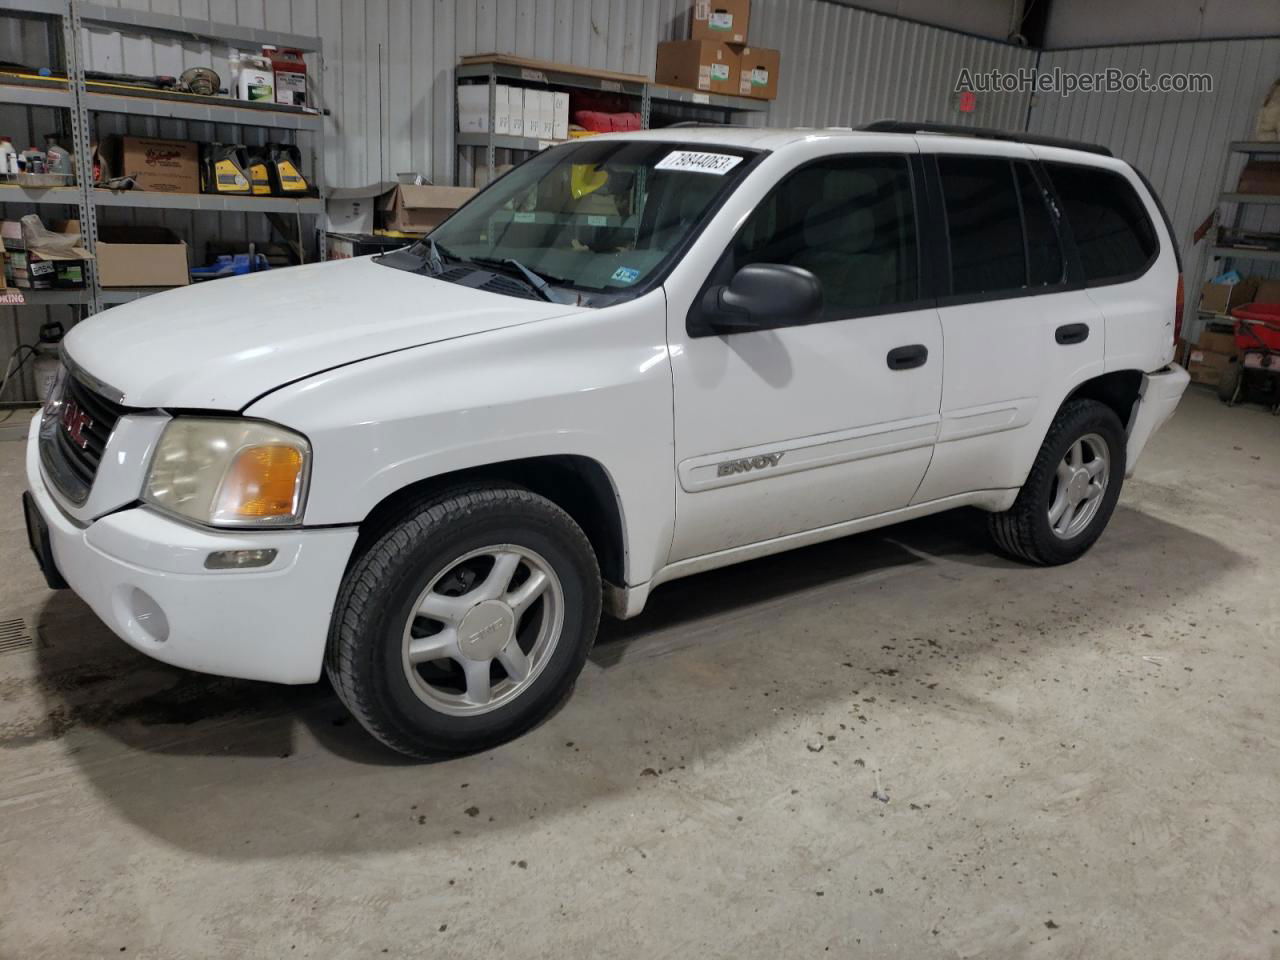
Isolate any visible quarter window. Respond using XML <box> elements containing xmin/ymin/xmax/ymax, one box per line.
<box><xmin>1015</xmin><ymin>162</ymin><xmax>1066</xmax><ymax>287</ymax></box>
<box><xmin>729</xmin><ymin>155</ymin><xmax>920</xmax><ymax>316</ymax></box>
<box><xmin>1044</xmin><ymin>162</ymin><xmax>1158</xmax><ymax>285</ymax></box>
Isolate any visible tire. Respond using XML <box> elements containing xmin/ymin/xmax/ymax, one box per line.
<box><xmin>1217</xmin><ymin>362</ymin><xmax>1242</xmax><ymax>404</ymax></box>
<box><xmin>988</xmin><ymin>398</ymin><xmax>1126</xmax><ymax>566</ymax></box>
<box><xmin>326</xmin><ymin>485</ymin><xmax>601</xmax><ymax>759</ymax></box>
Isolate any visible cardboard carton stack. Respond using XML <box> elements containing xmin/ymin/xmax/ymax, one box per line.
<box><xmin>1184</xmin><ymin>276</ymin><xmax>1280</xmax><ymax>386</ymax></box>
<box><xmin>457</xmin><ymin>83</ymin><xmax>571</xmax><ymax>142</ymax></box>
<box><xmin>655</xmin><ymin>1</ymin><xmax>780</xmax><ymax>101</ymax></box>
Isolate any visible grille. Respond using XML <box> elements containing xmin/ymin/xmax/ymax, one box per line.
<box><xmin>39</xmin><ymin>371</ymin><xmax>128</xmax><ymax>504</ymax></box>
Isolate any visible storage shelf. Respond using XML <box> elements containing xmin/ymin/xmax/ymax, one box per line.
<box><xmin>0</xmin><ymin>287</ymin><xmax>90</xmax><ymax>305</ymax></box>
<box><xmin>1230</xmin><ymin>141</ymin><xmax>1280</xmax><ymax>155</ymax></box>
<box><xmin>84</xmin><ymin>88</ymin><xmax>323</xmax><ymax>131</ymax></box>
<box><xmin>1221</xmin><ymin>192</ymin><xmax>1280</xmax><ymax>206</ymax></box>
<box><xmin>92</xmin><ymin>189</ymin><xmax>322</xmax><ymax>214</ymax></box>
<box><xmin>647</xmin><ymin>83</ymin><xmax>770</xmax><ymax>112</ymax></box>
<box><xmin>0</xmin><ymin>81</ymin><xmax>72</xmax><ymax>109</ymax></box>
<box><xmin>0</xmin><ymin>0</ymin><xmax>65</xmax><ymax>17</ymax></box>
<box><xmin>77</xmin><ymin>2</ymin><xmax>321</xmax><ymax>53</ymax></box>
<box><xmin>1210</xmin><ymin>244</ymin><xmax>1280</xmax><ymax>263</ymax></box>
<box><xmin>0</xmin><ymin>183</ymin><xmax>80</xmax><ymax>204</ymax></box>
<box><xmin>457</xmin><ymin>60</ymin><xmax>646</xmax><ymax>97</ymax></box>
<box><xmin>456</xmin><ymin>131</ymin><xmax>563</xmax><ymax>151</ymax></box>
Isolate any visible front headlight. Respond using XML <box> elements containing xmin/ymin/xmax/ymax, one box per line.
<box><xmin>143</xmin><ymin>418</ymin><xmax>310</xmax><ymax>527</ymax></box>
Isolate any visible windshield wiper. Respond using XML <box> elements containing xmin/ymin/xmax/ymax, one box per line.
<box><xmin>419</xmin><ymin>237</ymin><xmax>458</xmax><ymax>276</ymax></box>
<box><xmin>467</xmin><ymin>256</ymin><xmax>572</xmax><ymax>303</ymax></box>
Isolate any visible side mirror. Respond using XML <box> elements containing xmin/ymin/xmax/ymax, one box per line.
<box><xmin>701</xmin><ymin>263</ymin><xmax>823</xmax><ymax>334</ymax></box>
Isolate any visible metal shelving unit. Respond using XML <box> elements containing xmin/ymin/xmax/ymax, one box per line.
<box><xmin>1191</xmin><ymin>140</ymin><xmax>1280</xmax><ymax>343</ymax></box>
<box><xmin>454</xmin><ymin>56</ymin><xmax>769</xmax><ymax>178</ymax></box>
<box><xmin>0</xmin><ymin>0</ymin><xmax>325</xmax><ymax>317</ymax></box>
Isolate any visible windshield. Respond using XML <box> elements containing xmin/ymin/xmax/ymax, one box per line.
<box><xmin>380</xmin><ymin>140</ymin><xmax>759</xmax><ymax>305</ymax></box>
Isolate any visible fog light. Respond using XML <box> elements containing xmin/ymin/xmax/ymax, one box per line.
<box><xmin>205</xmin><ymin>548</ymin><xmax>278</xmax><ymax>570</ymax></box>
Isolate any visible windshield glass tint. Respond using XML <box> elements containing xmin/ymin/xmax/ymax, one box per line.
<box><xmin>422</xmin><ymin>140</ymin><xmax>757</xmax><ymax>300</ymax></box>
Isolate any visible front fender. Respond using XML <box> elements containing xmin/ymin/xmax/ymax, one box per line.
<box><xmin>246</xmin><ymin>291</ymin><xmax>676</xmax><ymax>587</ymax></box>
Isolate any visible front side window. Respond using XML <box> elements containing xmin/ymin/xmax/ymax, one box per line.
<box><xmin>726</xmin><ymin>155</ymin><xmax>920</xmax><ymax>317</ymax></box>
<box><xmin>1044</xmin><ymin>161</ymin><xmax>1158</xmax><ymax>285</ymax></box>
<box><xmin>379</xmin><ymin>140</ymin><xmax>757</xmax><ymax>305</ymax></box>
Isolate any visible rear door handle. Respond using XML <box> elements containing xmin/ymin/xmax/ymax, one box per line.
<box><xmin>886</xmin><ymin>344</ymin><xmax>928</xmax><ymax>370</ymax></box>
<box><xmin>1055</xmin><ymin>322</ymin><xmax>1090</xmax><ymax>345</ymax></box>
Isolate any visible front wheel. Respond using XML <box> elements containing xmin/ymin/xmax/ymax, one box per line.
<box><xmin>988</xmin><ymin>398</ymin><xmax>1126</xmax><ymax>566</ymax></box>
<box><xmin>326</xmin><ymin>486</ymin><xmax>601</xmax><ymax>759</ymax></box>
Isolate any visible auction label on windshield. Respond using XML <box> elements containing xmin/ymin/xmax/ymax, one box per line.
<box><xmin>655</xmin><ymin>150</ymin><xmax>743</xmax><ymax>175</ymax></box>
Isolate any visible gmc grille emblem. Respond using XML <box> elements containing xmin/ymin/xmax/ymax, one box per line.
<box><xmin>60</xmin><ymin>399</ymin><xmax>93</xmax><ymax>450</ymax></box>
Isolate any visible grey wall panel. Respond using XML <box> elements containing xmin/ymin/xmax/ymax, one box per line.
<box><xmin>1028</xmin><ymin>38</ymin><xmax>1280</xmax><ymax>285</ymax></box>
<box><xmin>1044</xmin><ymin>0</ymin><xmax>1280</xmax><ymax>49</ymax></box>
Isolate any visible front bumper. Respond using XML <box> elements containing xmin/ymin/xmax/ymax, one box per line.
<box><xmin>24</xmin><ymin>413</ymin><xmax>359</xmax><ymax>684</ymax></box>
<box><xmin>1125</xmin><ymin>363</ymin><xmax>1191</xmax><ymax>477</ymax></box>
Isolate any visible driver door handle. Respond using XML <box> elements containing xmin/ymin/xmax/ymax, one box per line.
<box><xmin>886</xmin><ymin>344</ymin><xmax>928</xmax><ymax>370</ymax></box>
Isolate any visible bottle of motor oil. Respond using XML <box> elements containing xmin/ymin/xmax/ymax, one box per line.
<box><xmin>244</xmin><ymin>146</ymin><xmax>272</xmax><ymax>196</ymax></box>
<box><xmin>202</xmin><ymin>143</ymin><xmax>251</xmax><ymax>194</ymax></box>
<box><xmin>267</xmin><ymin>143</ymin><xmax>309</xmax><ymax>194</ymax></box>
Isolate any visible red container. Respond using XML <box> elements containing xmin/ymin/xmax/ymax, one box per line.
<box><xmin>1230</xmin><ymin>302</ymin><xmax>1280</xmax><ymax>351</ymax></box>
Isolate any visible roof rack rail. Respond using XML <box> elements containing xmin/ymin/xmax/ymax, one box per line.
<box><xmin>859</xmin><ymin>120</ymin><xmax>1113</xmax><ymax>158</ymax></box>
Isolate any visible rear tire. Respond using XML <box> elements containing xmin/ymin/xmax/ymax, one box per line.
<box><xmin>326</xmin><ymin>485</ymin><xmax>601</xmax><ymax>759</ymax></box>
<box><xmin>1217</xmin><ymin>362</ymin><xmax>1242</xmax><ymax>404</ymax></box>
<box><xmin>988</xmin><ymin>399</ymin><xmax>1126</xmax><ymax>566</ymax></box>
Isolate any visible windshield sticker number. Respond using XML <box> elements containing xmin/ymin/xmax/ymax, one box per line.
<box><xmin>611</xmin><ymin>266</ymin><xmax>641</xmax><ymax>285</ymax></box>
<box><xmin>655</xmin><ymin>150</ymin><xmax>743</xmax><ymax>175</ymax></box>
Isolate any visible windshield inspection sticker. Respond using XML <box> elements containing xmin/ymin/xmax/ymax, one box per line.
<box><xmin>655</xmin><ymin>150</ymin><xmax>744</xmax><ymax>175</ymax></box>
<box><xmin>611</xmin><ymin>266</ymin><xmax>641</xmax><ymax>284</ymax></box>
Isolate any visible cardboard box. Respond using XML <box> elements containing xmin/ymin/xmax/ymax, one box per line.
<box><xmin>326</xmin><ymin>181</ymin><xmax>396</xmax><ymax>234</ymax></box>
<box><xmin>522</xmin><ymin>89</ymin><xmax>539</xmax><ymax>139</ymax></box>
<box><xmin>378</xmin><ymin>184</ymin><xmax>477</xmax><ymax>233</ymax></box>
<box><xmin>1200</xmin><ymin>276</ymin><xmax>1258</xmax><ymax>315</ymax></box>
<box><xmin>552</xmin><ymin>91</ymin><xmax>570</xmax><ymax>140</ymax></box>
<box><xmin>736</xmin><ymin>45</ymin><xmax>779</xmax><ymax>100</ymax></box>
<box><xmin>540</xmin><ymin>90</ymin><xmax>557</xmax><ymax>139</ymax></box>
<box><xmin>1197</xmin><ymin>329</ymin><xmax>1237</xmax><ymax>355</ymax></box>
<box><xmin>494</xmin><ymin>85</ymin><xmax>511</xmax><ymax>135</ymax></box>
<box><xmin>509</xmin><ymin>89</ymin><xmax>524</xmax><ymax>136</ymax></box>
<box><xmin>1187</xmin><ymin>348</ymin><xmax>1233</xmax><ymax>386</ymax></box>
<box><xmin>655</xmin><ymin>39</ymin><xmax>739</xmax><ymax>95</ymax></box>
<box><xmin>1237</xmin><ymin>160</ymin><xmax>1280</xmax><ymax>195</ymax></box>
<box><xmin>691</xmin><ymin>0</ymin><xmax>750</xmax><ymax>44</ymax></box>
<box><xmin>101</xmin><ymin>135</ymin><xmax>200</xmax><ymax>193</ymax></box>
<box><xmin>457</xmin><ymin>84</ymin><xmax>489</xmax><ymax>132</ymax></box>
<box><xmin>1254</xmin><ymin>278</ymin><xmax>1280</xmax><ymax>305</ymax></box>
<box><xmin>94</xmin><ymin>225</ymin><xmax>189</xmax><ymax>287</ymax></box>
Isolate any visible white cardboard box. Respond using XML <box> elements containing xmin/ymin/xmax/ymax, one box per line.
<box><xmin>540</xmin><ymin>90</ymin><xmax>556</xmax><ymax>138</ymax></box>
<box><xmin>493</xmin><ymin>85</ymin><xmax>510</xmax><ymax>135</ymax></box>
<box><xmin>508</xmin><ymin>87</ymin><xmax>523</xmax><ymax>136</ymax></box>
<box><xmin>522</xmin><ymin>89</ymin><xmax>538</xmax><ymax>139</ymax></box>
<box><xmin>552</xmin><ymin>91</ymin><xmax>569</xmax><ymax>140</ymax></box>
<box><xmin>456</xmin><ymin>85</ymin><xmax>488</xmax><ymax>132</ymax></box>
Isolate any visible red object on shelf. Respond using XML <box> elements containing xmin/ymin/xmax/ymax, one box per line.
<box><xmin>1230</xmin><ymin>302</ymin><xmax>1280</xmax><ymax>351</ymax></box>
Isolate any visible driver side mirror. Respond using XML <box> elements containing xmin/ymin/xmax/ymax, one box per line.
<box><xmin>698</xmin><ymin>263</ymin><xmax>823</xmax><ymax>335</ymax></box>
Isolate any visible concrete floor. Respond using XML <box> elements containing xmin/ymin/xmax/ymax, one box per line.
<box><xmin>0</xmin><ymin>387</ymin><xmax>1277</xmax><ymax>959</ymax></box>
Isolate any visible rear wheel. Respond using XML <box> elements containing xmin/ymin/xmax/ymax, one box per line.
<box><xmin>989</xmin><ymin>399</ymin><xmax>1126</xmax><ymax>566</ymax></box>
<box><xmin>327</xmin><ymin>486</ymin><xmax>601</xmax><ymax>759</ymax></box>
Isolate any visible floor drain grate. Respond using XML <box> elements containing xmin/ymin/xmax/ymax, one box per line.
<box><xmin>0</xmin><ymin>618</ymin><xmax>34</xmax><ymax>655</ymax></box>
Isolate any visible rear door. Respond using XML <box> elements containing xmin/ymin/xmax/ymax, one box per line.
<box><xmin>912</xmin><ymin>141</ymin><xmax>1105</xmax><ymax>503</ymax></box>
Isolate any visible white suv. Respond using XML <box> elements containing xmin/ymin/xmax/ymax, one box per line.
<box><xmin>23</xmin><ymin>124</ymin><xmax>1189</xmax><ymax>758</ymax></box>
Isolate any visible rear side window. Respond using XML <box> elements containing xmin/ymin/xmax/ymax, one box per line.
<box><xmin>937</xmin><ymin>155</ymin><xmax>1025</xmax><ymax>297</ymax></box>
<box><xmin>1044</xmin><ymin>162</ymin><xmax>1158</xmax><ymax>285</ymax></box>
<box><xmin>729</xmin><ymin>154</ymin><xmax>920</xmax><ymax>317</ymax></box>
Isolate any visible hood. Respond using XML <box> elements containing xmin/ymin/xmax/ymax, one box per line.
<box><xmin>64</xmin><ymin>256</ymin><xmax>581</xmax><ymax>410</ymax></box>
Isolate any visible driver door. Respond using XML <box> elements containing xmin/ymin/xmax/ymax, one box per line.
<box><xmin>664</xmin><ymin>151</ymin><xmax>943</xmax><ymax>562</ymax></box>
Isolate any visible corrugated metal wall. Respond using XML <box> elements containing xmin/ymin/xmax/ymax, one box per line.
<box><xmin>1027</xmin><ymin>38</ymin><xmax>1280</xmax><ymax>289</ymax></box>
